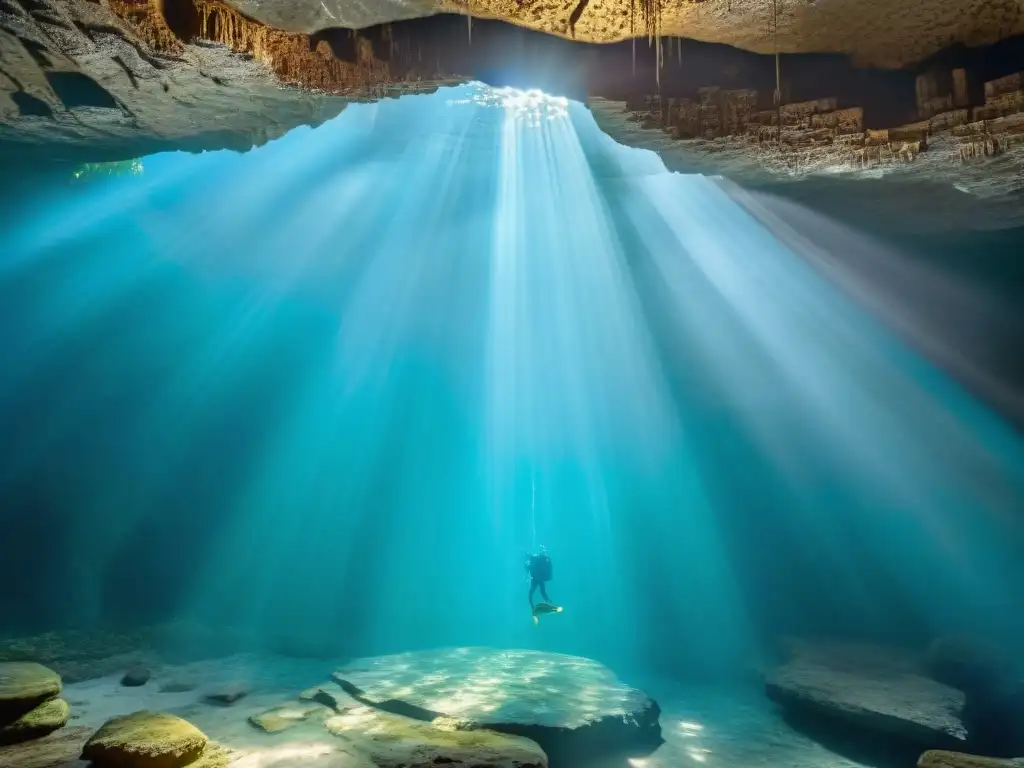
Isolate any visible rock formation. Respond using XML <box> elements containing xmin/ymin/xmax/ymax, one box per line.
<box><xmin>324</xmin><ymin>706</ymin><xmax>549</xmax><ymax>767</ymax></box>
<box><xmin>248</xmin><ymin>703</ymin><xmax>329</xmax><ymax>733</ymax></box>
<box><xmin>0</xmin><ymin>663</ymin><xmax>68</xmax><ymax>747</ymax></box>
<box><xmin>330</xmin><ymin>648</ymin><xmax>663</xmax><ymax>766</ymax></box>
<box><xmin>1</xmin><ymin>0</ymin><xmax>345</xmax><ymax>164</ymax></box>
<box><xmin>0</xmin><ymin>663</ymin><xmax>62</xmax><ymax>722</ymax></box>
<box><xmin>222</xmin><ymin>0</ymin><xmax>1024</xmax><ymax>68</ymax></box>
<box><xmin>0</xmin><ymin>698</ymin><xmax>69</xmax><ymax>746</ymax></box>
<box><xmin>770</xmin><ymin>651</ymin><xmax>966</xmax><ymax>753</ymax></box>
<box><xmin>122</xmin><ymin>666</ymin><xmax>152</xmax><ymax>688</ymax></box>
<box><xmin>203</xmin><ymin>683</ymin><xmax>248</xmax><ymax>706</ymax></box>
<box><xmin>2</xmin><ymin>0</ymin><xmax>1023</xmax><ymax>232</ymax></box>
<box><xmin>592</xmin><ymin>64</ymin><xmax>1024</xmax><ymax>193</ymax></box>
<box><xmin>920</xmin><ymin>751</ymin><xmax>1024</xmax><ymax>768</ymax></box>
<box><xmin>81</xmin><ymin>711</ymin><xmax>210</xmax><ymax>768</ymax></box>
<box><xmin>765</xmin><ymin>642</ymin><xmax>969</xmax><ymax>754</ymax></box>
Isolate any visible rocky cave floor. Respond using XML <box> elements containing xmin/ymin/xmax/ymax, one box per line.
<box><xmin>0</xmin><ymin>650</ymin><xmax>847</xmax><ymax>768</ymax></box>
<box><xmin>1</xmin><ymin>630</ymin><xmax>1020</xmax><ymax>768</ymax></box>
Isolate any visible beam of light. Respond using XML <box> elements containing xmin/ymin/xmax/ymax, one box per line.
<box><xmin>2</xmin><ymin>80</ymin><xmax>1024</xmax><ymax>671</ymax></box>
<box><xmin>611</xmin><ymin>160</ymin><xmax>1024</xmax><ymax>644</ymax></box>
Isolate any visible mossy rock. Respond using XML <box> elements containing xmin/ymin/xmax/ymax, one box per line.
<box><xmin>919</xmin><ymin>752</ymin><xmax>1024</xmax><ymax>768</ymax></box>
<box><xmin>0</xmin><ymin>698</ymin><xmax>69</xmax><ymax>745</ymax></box>
<box><xmin>325</xmin><ymin>707</ymin><xmax>547</xmax><ymax>767</ymax></box>
<box><xmin>0</xmin><ymin>662</ymin><xmax>62</xmax><ymax>723</ymax></box>
<box><xmin>81</xmin><ymin>711</ymin><xmax>208</xmax><ymax>768</ymax></box>
<box><xmin>186</xmin><ymin>741</ymin><xmax>234</xmax><ymax>768</ymax></box>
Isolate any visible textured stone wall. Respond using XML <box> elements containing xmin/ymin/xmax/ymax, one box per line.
<box><xmin>620</xmin><ymin>65</ymin><xmax>1024</xmax><ymax>174</ymax></box>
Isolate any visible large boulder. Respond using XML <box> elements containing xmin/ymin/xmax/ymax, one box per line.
<box><xmin>0</xmin><ymin>697</ymin><xmax>69</xmax><ymax>746</ymax></box>
<box><xmin>766</xmin><ymin>645</ymin><xmax>968</xmax><ymax>753</ymax></box>
<box><xmin>81</xmin><ymin>711</ymin><xmax>208</xmax><ymax>768</ymax></box>
<box><xmin>121</xmin><ymin>666</ymin><xmax>152</xmax><ymax>688</ymax></box>
<box><xmin>330</xmin><ymin>648</ymin><xmax>662</xmax><ymax>766</ymax></box>
<box><xmin>919</xmin><ymin>751</ymin><xmax>1024</xmax><ymax>768</ymax></box>
<box><xmin>0</xmin><ymin>662</ymin><xmax>62</xmax><ymax>723</ymax></box>
<box><xmin>326</xmin><ymin>706</ymin><xmax>547</xmax><ymax>768</ymax></box>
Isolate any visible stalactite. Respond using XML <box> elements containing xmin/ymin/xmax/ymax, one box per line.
<box><xmin>773</xmin><ymin>0</ymin><xmax>781</xmax><ymax>143</ymax></box>
<box><xmin>632</xmin><ymin>37</ymin><xmax>636</xmax><ymax>77</ymax></box>
<box><xmin>656</xmin><ymin>35</ymin><xmax>660</xmax><ymax>91</ymax></box>
<box><xmin>677</xmin><ymin>36</ymin><xmax>682</xmax><ymax>66</ymax></box>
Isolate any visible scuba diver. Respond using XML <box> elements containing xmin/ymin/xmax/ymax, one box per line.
<box><xmin>525</xmin><ymin>546</ymin><xmax>554</xmax><ymax>609</ymax></box>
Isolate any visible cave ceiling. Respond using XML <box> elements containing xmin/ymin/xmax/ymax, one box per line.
<box><xmin>1</xmin><ymin>0</ymin><xmax>1022</xmax><ymax>232</ymax></box>
<box><xmin>228</xmin><ymin>0</ymin><xmax>1024</xmax><ymax>69</ymax></box>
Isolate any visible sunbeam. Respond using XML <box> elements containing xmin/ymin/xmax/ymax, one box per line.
<box><xmin>2</xmin><ymin>79</ymin><xmax>1024</xmax><ymax>768</ymax></box>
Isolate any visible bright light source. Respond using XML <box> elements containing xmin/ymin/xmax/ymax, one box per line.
<box><xmin>447</xmin><ymin>83</ymin><xmax>569</xmax><ymax>128</ymax></box>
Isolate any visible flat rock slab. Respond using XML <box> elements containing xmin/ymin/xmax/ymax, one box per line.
<box><xmin>249</xmin><ymin>703</ymin><xmax>328</xmax><ymax>733</ymax></box>
<box><xmin>767</xmin><ymin>655</ymin><xmax>967</xmax><ymax>749</ymax></box>
<box><xmin>326</xmin><ymin>707</ymin><xmax>547</xmax><ymax>768</ymax></box>
<box><xmin>332</xmin><ymin>648</ymin><xmax>662</xmax><ymax>763</ymax></box>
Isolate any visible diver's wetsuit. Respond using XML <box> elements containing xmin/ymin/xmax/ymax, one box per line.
<box><xmin>526</xmin><ymin>553</ymin><xmax>553</xmax><ymax>608</ymax></box>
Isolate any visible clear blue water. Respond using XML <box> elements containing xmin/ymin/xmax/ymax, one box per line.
<box><xmin>2</xmin><ymin>83</ymin><xmax>1024</xmax><ymax>685</ymax></box>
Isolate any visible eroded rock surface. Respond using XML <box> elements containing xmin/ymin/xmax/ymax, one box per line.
<box><xmin>332</xmin><ymin>648</ymin><xmax>663</xmax><ymax>764</ymax></box>
<box><xmin>766</xmin><ymin>645</ymin><xmax>968</xmax><ymax>751</ymax></box>
<box><xmin>588</xmin><ymin>63</ymin><xmax>1024</xmax><ymax>232</ymax></box>
<box><xmin>249</xmin><ymin>703</ymin><xmax>328</xmax><ymax>733</ymax></box>
<box><xmin>0</xmin><ymin>0</ymin><xmax>351</xmax><ymax>165</ymax></box>
<box><xmin>326</xmin><ymin>706</ymin><xmax>548</xmax><ymax>768</ymax></box>
<box><xmin>226</xmin><ymin>0</ymin><xmax>1024</xmax><ymax>68</ymax></box>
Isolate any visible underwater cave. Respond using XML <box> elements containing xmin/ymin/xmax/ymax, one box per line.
<box><xmin>1</xmin><ymin>0</ymin><xmax>1024</xmax><ymax>767</ymax></box>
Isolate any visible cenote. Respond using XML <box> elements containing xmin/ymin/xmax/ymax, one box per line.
<box><xmin>2</xmin><ymin>3</ymin><xmax>1024</xmax><ymax>768</ymax></box>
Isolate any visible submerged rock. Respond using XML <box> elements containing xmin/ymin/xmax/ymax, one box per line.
<box><xmin>325</xmin><ymin>706</ymin><xmax>547</xmax><ymax>768</ymax></box>
<box><xmin>0</xmin><ymin>697</ymin><xmax>69</xmax><ymax>745</ymax></box>
<box><xmin>203</xmin><ymin>684</ymin><xmax>248</xmax><ymax>706</ymax></box>
<box><xmin>300</xmin><ymin>682</ymin><xmax>353</xmax><ymax>713</ymax></box>
<box><xmin>158</xmin><ymin>679</ymin><xmax>198</xmax><ymax>694</ymax></box>
<box><xmin>81</xmin><ymin>711</ymin><xmax>208</xmax><ymax>768</ymax></box>
<box><xmin>919</xmin><ymin>751</ymin><xmax>1024</xmax><ymax>768</ymax></box>
<box><xmin>766</xmin><ymin>645</ymin><xmax>967</xmax><ymax>751</ymax></box>
<box><xmin>0</xmin><ymin>662</ymin><xmax>62</xmax><ymax>723</ymax></box>
<box><xmin>331</xmin><ymin>648</ymin><xmax>662</xmax><ymax>765</ymax></box>
<box><xmin>249</xmin><ymin>703</ymin><xmax>328</xmax><ymax>733</ymax></box>
<box><xmin>121</xmin><ymin>666</ymin><xmax>152</xmax><ymax>688</ymax></box>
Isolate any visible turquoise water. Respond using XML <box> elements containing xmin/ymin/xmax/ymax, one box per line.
<box><xmin>2</xmin><ymin>83</ymin><xmax>1024</xmax><ymax>682</ymax></box>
